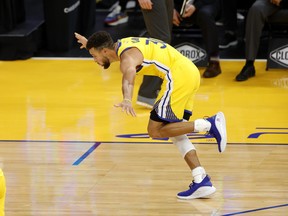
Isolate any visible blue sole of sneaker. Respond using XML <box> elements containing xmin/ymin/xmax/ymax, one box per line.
<box><xmin>215</xmin><ymin>112</ymin><xmax>227</xmax><ymax>152</ymax></box>
<box><xmin>177</xmin><ymin>186</ymin><xmax>216</xmax><ymax>200</ymax></box>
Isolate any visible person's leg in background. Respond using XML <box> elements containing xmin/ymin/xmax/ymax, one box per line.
<box><xmin>137</xmin><ymin>0</ymin><xmax>174</xmax><ymax>108</ymax></box>
<box><xmin>0</xmin><ymin>168</ymin><xmax>6</xmax><ymax>216</ymax></box>
<box><xmin>219</xmin><ymin>0</ymin><xmax>238</xmax><ymax>49</ymax></box>
<box><xmin>192</xmin><ymin>2</ymin><xmax>222</xmax><ymax>78</ymax></box>
<box><xmin>236</xmin><ymin>0</ymin><xmax>281</xmax><ymax>81</ymax></box>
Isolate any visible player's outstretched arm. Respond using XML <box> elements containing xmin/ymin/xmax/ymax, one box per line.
<box><xmin>114</xmin><ymin>48</ymin><xmax>143</xmax><ymax>117</ymax></box>
<box><xmin>74</xmin><ymin>32</ymin><xmax>88</xmax><ymax>49</ymax></box>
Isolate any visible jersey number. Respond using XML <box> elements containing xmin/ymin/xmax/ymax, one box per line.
<box><xmin>131</xmin><ymin>37</ymin><xmax>166</xmax><ymax>49</ymax></box>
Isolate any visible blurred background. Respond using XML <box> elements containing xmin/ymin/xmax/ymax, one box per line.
<box><xmin>1</xmin><ymin>0</ymin><xmax>287</xmax><ymax>72</ymax></box>
<box><xmin>0</xmin><ymin>0</ymin><xmax>274</xmax><ymax>60</ymax></box>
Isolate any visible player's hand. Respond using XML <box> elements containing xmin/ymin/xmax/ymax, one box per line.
<box><xmin>74</xmin><ymin>32</ymin><xmax>87</xmax><ymax>49</ymax></box>
<box><xmin>114</xmin><ymin>99</ymin><xmax>137</xmax><ymax>117</ymax></box>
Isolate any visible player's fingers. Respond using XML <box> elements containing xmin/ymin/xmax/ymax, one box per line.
<box><xmin>128</xmin><ymin>107</ymin><xmax>136</xmax><ymax>117</ymax></box>
<box><xmin>131</xmin><ymin>110</ymin><xmax>137</xmax><ymax>117</ymax></box>
<box><xmin>125</xmin><ymin>109</ymin><xmax>130</xmax><ymax>115</ymax></box>
<box><xmin>114</xmin><ymin>103</ymin><xmax>121</xmax><ymax>107</ymax></box>
<box><xmin>75</xmin><ymin>32</ymin><xmax>81</xmax><ymax>39</ymax></box>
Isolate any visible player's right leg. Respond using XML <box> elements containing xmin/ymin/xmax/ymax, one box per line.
<box><xmin>205</xmin><ymin>111</ymin><xmax>227</xmax><ymax>152</ymax></box>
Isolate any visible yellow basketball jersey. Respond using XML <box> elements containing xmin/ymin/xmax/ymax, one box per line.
<box><xmin>116</xmin><ymin>37</ymin><xmax>200</xmax><ymax>121</ymax></box>
<box><xmin>116</xmin><ymin>37</ymin><xmax>186</xmax><ymax>77</ymax></box>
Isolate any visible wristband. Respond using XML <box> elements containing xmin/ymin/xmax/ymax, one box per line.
<box><xmin>123</xmin><ymin>98</ymin><xmax>132</xmax><ymax>103</ymax></box>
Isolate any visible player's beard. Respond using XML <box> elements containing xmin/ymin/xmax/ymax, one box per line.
<box><xmin>103</xmin><ymin>57</ymin><xmax>110</xmax><ymax>69</ymax></box>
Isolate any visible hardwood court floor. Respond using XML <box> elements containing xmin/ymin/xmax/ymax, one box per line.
<box><xmin>0</xmin><ymin>59</ymin><xmax>287</xmax><ymax>216</ymax></box>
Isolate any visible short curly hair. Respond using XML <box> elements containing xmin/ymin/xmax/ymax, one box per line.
<box><xmin>86</xmin><ymin>31</ymin><xmax>114</xmax><ymax>51</ymax></box>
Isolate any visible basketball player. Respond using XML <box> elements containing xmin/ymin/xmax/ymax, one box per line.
<box><xmin>0</xmin><ymin>168</ymin><xmax>6</xmax><ymax>216</ymax></box>
<box><xmin>75</xmin><ymin>31</ymin><xmax>227</xmax><ymax>199</ymax></box>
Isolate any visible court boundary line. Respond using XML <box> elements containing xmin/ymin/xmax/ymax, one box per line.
<box><xmin>0</xmin><ymin>140</ymin><xmax>287</xmax><ymax>145</ymax></box>
<box><xmin>222</xmin><ymin>203</ymin><xmax>288</xmax><ymax>216</ymax></box>
<box><xmin>0</xmin><ymin>140</ymin><xmax>288</xmax><ymax>146</ymax></box>
<box><xmin>1</xmin><ymin>140</ymin><xmax>287</xmax><ymax>166</ymax></box>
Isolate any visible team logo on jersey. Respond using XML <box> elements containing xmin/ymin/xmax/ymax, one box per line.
<box><xmin>175</xmin><ymin>42</ymin><xmax>206</xmax><ymax>63</ymax></box>
<box><xmin>270</xmin><ymin>44</ymin><xmax>288</xmax><ymax>68</ymax></box>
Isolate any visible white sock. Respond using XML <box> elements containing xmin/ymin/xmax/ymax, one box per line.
<box><xmin>192</xmin><ymin>166</ymin><xmax>206</xmax><ymax>183</ymax></box>
<box><xmin>194</xmin><ymin>119</ymin><xmax>211</xmax><ymax>132</ymax></box>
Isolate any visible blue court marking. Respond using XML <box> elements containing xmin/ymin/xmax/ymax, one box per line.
<box><xmin>94</xmin><ymin>141</ymin><xmax>288</xmax><ymax>145</ymax></box>
<box><xmin>0</xmin><ymin>140</ymin><xmax>287</xmax><ymax>145</ymax></box>
<box><xmin>222</xmin><ymin>203</ymin><xmax>288</xmax><ymax>215</ymax></box>
<box><xmin>248</xmin><ymin>132</ymin><xmax>288</xmax><ymax>138</ymax></box>
<box><xmin>0</xmin><ymin>139</ymin><xmax>96</xmax><ymax>144</ymax></box>
<box><xmin>72</xmin><ymin>142</ymin><xmax>101</xmax><ymax>165</ymax></box>
<box><xmin>256</xmin><ymin>127</ymin><xmax>288</xmax><ymax>129</ymax></box>
<box><xmin>0</xmin><ymin>140</ymin><xmax>287</xmax><ymax>165</ymax></box>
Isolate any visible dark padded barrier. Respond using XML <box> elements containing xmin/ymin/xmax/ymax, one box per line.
<box><xmin>78</xmin><ymin>0</ymin><xmax>96</xmax><ymax>35</ymax></box>
<box><xmin>43</xmin><ymin>0</ymin><xmax>80</xmax><ymax>51</ymax></box>
<box><xmin>0</xmin><ymin>0</ymin><xmax>26</xmax><ymax>33</ymax></box>
<box><xmin>0</xmin><ymin>0</ymin><xmax>43</xmax><ymax>60</ymax></box>
<box><xmin>0</xmin><ymin>21</ymin><xmax>43</xmax><ymax>60</ymax></box>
